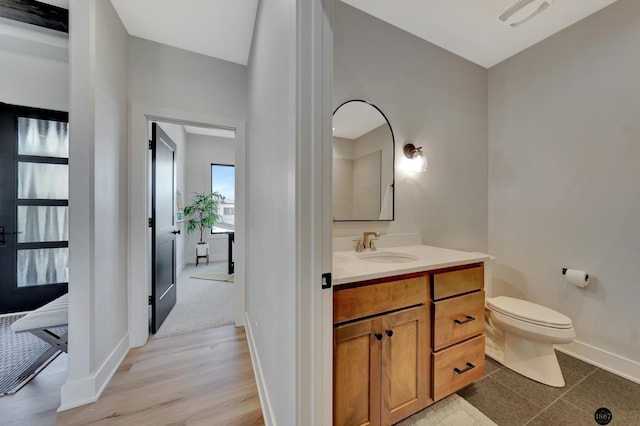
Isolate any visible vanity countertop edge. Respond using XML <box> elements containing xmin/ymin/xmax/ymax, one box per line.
<box><xmin>332</xmin><ymin>244</ymin><xmax>490</xmax><ymax>286</ymax></box>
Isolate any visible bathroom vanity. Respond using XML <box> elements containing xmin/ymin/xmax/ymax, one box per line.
<box><xmin>332</xmin><ymin>245</ymin><xmax>489</xmax><ymax>426</ymax></box>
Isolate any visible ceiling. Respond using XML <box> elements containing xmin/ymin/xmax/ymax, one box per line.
<box><xmin>36</xmin><ymin>0</ymin><xmax>618</xmax><ymax>69</ymax></box>
<box><xmin>184</xmin><ymin>125</ymin><xmax>236</xmax><ymax>139</ymax></box>
<box><xmin>109</xmin><ymin>0</ymin><xmax>258</xmax><ymax>66</ymax></box>
<box><xmin>36</xmin><ymin>0</ymin><xmax>68</xmax><ymax>8</ymax></box>
<box><xmin>340</xmin><ymin>0</ymin><xmax>620</xmax><ymax>68</ymax></box>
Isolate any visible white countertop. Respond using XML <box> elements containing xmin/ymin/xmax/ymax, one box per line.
<box><xmin>333</xmin><ymin>245</ymin><xmax>490</xmax><ymax>286</ymax></box>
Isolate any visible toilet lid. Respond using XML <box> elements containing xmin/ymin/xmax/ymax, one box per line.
<box><xmin>486</xmin><ymin>296</ymin><xmax>573</xmax><ymax>329</ymax></box>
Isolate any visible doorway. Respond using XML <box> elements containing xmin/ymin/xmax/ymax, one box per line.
<box><xmin>0</xmin><ymin>103</ymin><xmax>68</xmax><ymax>314</ymax></box>
<box><xmin>129</xmin><ymin>104</ymin><xmax>246</xmax><ymax>347</ymax></box>
<box><xmin>149</xmin><ymin>120</ymin><xmax>238</xmax><ymax>338</ymax></box>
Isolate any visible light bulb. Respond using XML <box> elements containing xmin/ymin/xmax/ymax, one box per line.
<box><xmin>410</xmin><ymin>151</ymin><xmax>428</xmax><ymax>173</ymax></box>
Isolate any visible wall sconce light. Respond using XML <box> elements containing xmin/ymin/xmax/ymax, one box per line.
<box><xmin>403</xmin><ymin>140</ymin><xmax>428</xmax><ymax>173</ymax></box>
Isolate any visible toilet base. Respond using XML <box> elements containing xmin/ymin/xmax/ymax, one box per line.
<box><xmin>500</xmin><ymin>332</ymin><xmax>565</xmax><ymax>387</ymax></box>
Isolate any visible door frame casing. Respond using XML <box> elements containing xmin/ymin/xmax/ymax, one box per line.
<box><xmin>295</xmin><ymin>0</ymin><xmax>333</xmax><ymax>423</ymax></box>
<box><xmin>129</xmin><ymin>103</ymin><xmax>246</xmax><ymax>347</ymax></box>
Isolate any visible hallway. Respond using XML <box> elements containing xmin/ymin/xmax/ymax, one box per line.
<box><xmin>0</xmin><ymin>325</ymin><xmax>262</xmax><ymax>425</ymax></box>
<box><xmin>58</xmin><ymin>325</ymin><xmax>263</xmax><ymax>425</ymax></box>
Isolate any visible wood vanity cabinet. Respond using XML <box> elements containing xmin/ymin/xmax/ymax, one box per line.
<box><xmin>431</xmin><ymin>264</ymin><xmax>486</xmax><ymax>401</ymax></box>
<box><xmin>333</xmin><ymin>276</ymin><xmax>430</xmax><ymax>426</ymax></box>
<box><xmin>333</xmin><ymin>263</ymin><xmax>486</xmax><ymax>425</ymax></box>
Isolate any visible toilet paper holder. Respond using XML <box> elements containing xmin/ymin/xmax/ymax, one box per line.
<box><xmin>562</xmin><ymin>268</ymin><xmax>589</xmax><ymax>281</ymax></box>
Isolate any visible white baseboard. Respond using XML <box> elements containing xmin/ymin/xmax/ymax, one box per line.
<box><xmin>556</xmin><ymin>339</ymin><xmax>640</xmax><ymax>385</ymax></box>
<box><xmin>58</xmin><ymin>333</ymin><xmax>129</xmax><ymax>412</ymax></box>
<box><xmin>245</xmin><ymin>312</ymin><xmax>275</xmax><ymax>426</ymax></box>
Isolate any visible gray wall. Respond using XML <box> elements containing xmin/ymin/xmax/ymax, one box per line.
<box><xmin>246</xmin><ymin>0</ymin><xmax>297</xmax><ymax>423</ymax></box>
<box><xmin>0</xmin><ymin>48</ymin><xmax>68</xmax><ymax>111</ymax></box>
<box><xmin>129</xmin><ymin>37</ymin><xmax>247</xmax><ymax>119</ymax></box>
<box><xmin>333</xmin><ymin>2</ymin><xmax>488</xmax><ymax>252</ymax></box>
<box><xmin>488</xmin><ymin>0</ymin><xmax>640</xmax><ymax>366</ymax></box>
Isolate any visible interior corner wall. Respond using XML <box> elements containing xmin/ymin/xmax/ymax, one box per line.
<box><xmin>246</xmin><ymin>0</ymin><xmax>297</xmax><ymax>423</ymax></box>
<box><xmin>488</xmin><ymin>0</ymin><xmax>640</xmax><ymax>371</ymax></box>
<box><xmin>332</xmin><ymin>2</ymin><xmax>488</xmax><ymax>252</ymax></box>
<box><xmin>184</xmin><ymin>133</ymin><xmax>235</xmax><ymax>264</ymax></box>
<box><xmin>62</xmin><ymin>0</ymin><xmax>129</xmax><ymax>410</ymax></box>
<box><xmin>157</xmin><ymin>122</ymin><xmax>187</xmax><ymax>273</ymax></box>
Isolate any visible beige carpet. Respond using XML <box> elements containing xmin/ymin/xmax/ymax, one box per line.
<box><xmin>396</xmin><ymin>394</ymin><xmax>497</xmax><ymax>426</ymax></box>
<box><xmin>153</xmin><ymin>263</ymin><xmax>234</xmax><ymax>339</ymax></box>
<box><xmin>190</xmin><ymin>262</ymin><xmax>234</xmax><ymax>283</ymax></box>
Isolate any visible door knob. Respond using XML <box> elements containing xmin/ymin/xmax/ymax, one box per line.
<box><xmin>171</xmin><ymin>230</ymin><xmax>181</xmax><ymax>235</ymax></box>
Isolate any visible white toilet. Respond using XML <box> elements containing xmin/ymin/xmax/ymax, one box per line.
<box><xmin>481</xmin><ymin>256</ymin><xmax>576</xmax><ymax>387</ymax></box>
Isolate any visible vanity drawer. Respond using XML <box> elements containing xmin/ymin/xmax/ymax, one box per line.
<box><xmin>431</xmin><ymin>265</ymin><xmax>483</xmax><ymax>301</ymax></box>
<box><xmin>433</xmin><ymin>291</ymin><xmax>485</xmax><ymax>351</ymax></box>
<box><xmin>334</xmin><ymin>276</ymin><xmax>427</xmax><ymax>324</ymax></box>
<box><xmin>432</xmin><ymin>335</ymin><xmax>485</xmax><ymax>401</ymax></box>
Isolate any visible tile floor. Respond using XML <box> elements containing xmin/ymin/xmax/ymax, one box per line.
<box><xmin>457</xmin><ymin>351</ymin><xmax>640</xmax><ymax>425</ymax></box>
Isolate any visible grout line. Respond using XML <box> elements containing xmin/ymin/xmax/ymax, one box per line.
<box><xmin>560</xmin><ymin>397</ymin><xmax>595</xmax><ymax>414</ymax></box>
<box><xmin>483</xmin><ymin>363</ymin><xmax>503</xmax><ymax>379</ymax></box>
<box><xmin>523</xmin><ymin>368</ymin><xmax>599</xmax><ymax>425</ymax></box>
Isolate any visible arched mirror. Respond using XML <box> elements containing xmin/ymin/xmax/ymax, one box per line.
<box><xmin>332</xmin><ymin>100</ymin><xmax>394</xmax><ymax>221</ymax></box>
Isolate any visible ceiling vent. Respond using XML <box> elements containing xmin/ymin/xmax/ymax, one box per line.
<box><xmin>498</xmin><ymin>0</ymin><xmax>553</xmax><ymax>28</ymax></box>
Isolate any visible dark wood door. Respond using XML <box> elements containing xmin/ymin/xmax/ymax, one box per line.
<box><xmin>150</xmin><ymin>123</ymin><xmax>178</xmax><ymax>333</ymax></box>
<box><xmin>0</xmin><ymin>103</ymin><xmax>68</xmax><ymax>314</ymax></box>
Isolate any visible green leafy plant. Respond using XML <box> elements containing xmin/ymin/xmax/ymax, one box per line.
<box><xmin>183</xmin><ymin>192</ymin><xmax>224</xmax><ymax>244</ymax></box>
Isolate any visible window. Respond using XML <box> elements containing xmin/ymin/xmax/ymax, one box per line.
<box><xmin>16</xmin><ymin>117</ymin><xmax>69</xmax><ymax>287</ymax></box>
<box><xmin>211</xmin><ymin>164</ymin><xmax>235</xmax><ymax>233</ymax></box>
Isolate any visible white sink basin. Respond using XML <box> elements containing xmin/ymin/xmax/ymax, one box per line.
<box><xmin>357</xmin><ymin>251</ymin><xmax>419</xmax><ymax>264</ymax></box>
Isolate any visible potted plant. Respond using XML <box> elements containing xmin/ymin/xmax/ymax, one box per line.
<box><xmin>184</xmin><ymin>192</ymin><xmax>224</xmax><ymax>262</ymax></box>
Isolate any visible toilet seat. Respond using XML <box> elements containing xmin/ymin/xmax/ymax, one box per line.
<box><xmin>486</xmin><ymin>296</ymin><xmax>573</xmax><ymax>329</ymax></box>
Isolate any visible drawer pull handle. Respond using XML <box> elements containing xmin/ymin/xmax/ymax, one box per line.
<box><xmin>375</xmin><ymin>333</ymin><xmax>383</xmax><ymax>341</ymax></box>
<box><xmin>385</xmin><ymin>330</ymin><xmax>393</xmax><ymax>337</ymax></box>
<box><xmin>454</xmin><ymin>315</ymin><xmax>475</xmax><ymax>325</ymax></box>
<box><xmin>454</xmin><ymin>362</ymin><xmax>475</xmax><ymax>375</ymax></box>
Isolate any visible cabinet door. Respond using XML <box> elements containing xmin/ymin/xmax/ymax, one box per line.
<box><xmin>334</xmin><ymin>318</ymin><xmax>381</xmax><ymax>426</ymax></box>
<box><xmin>380</xmin><ymin>305</ymin><xmax>431</xmax><ymax>425</ymax></box>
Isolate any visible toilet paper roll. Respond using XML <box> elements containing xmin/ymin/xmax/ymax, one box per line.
<box><xmin>564</xmin><ymin>268</ymin><xmax>589</xmax><ymax>288</ymax></box>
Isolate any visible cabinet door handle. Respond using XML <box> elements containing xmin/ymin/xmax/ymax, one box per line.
<box><xmin>385</xmin><ymin>330</ymin><xmax>393</xmax><ymax>337</ymax></box>
<box><xmin>453</xmin><ymin>362</ymin><xmax>475</xmax><ymax>375</ymax></box>
<box><xmin>454</xmin><ymin>315</ymin><xmax>475</xmax><ymax>325</ymax></box>
<box><xmin>374</xmin><ymin>333</ymin><xmax>383</xmax><ymax>341</ymax></box>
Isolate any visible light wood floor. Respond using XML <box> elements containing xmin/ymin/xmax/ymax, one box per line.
<box><xmin>0</xmin><ymin>352</ymin><xmax>68</xmax><ymax>426</ymax></box>
<box><xmin>1</xmin><ymin>325</ymin><xmax>264</xmax><ymax>425</ymax></box>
